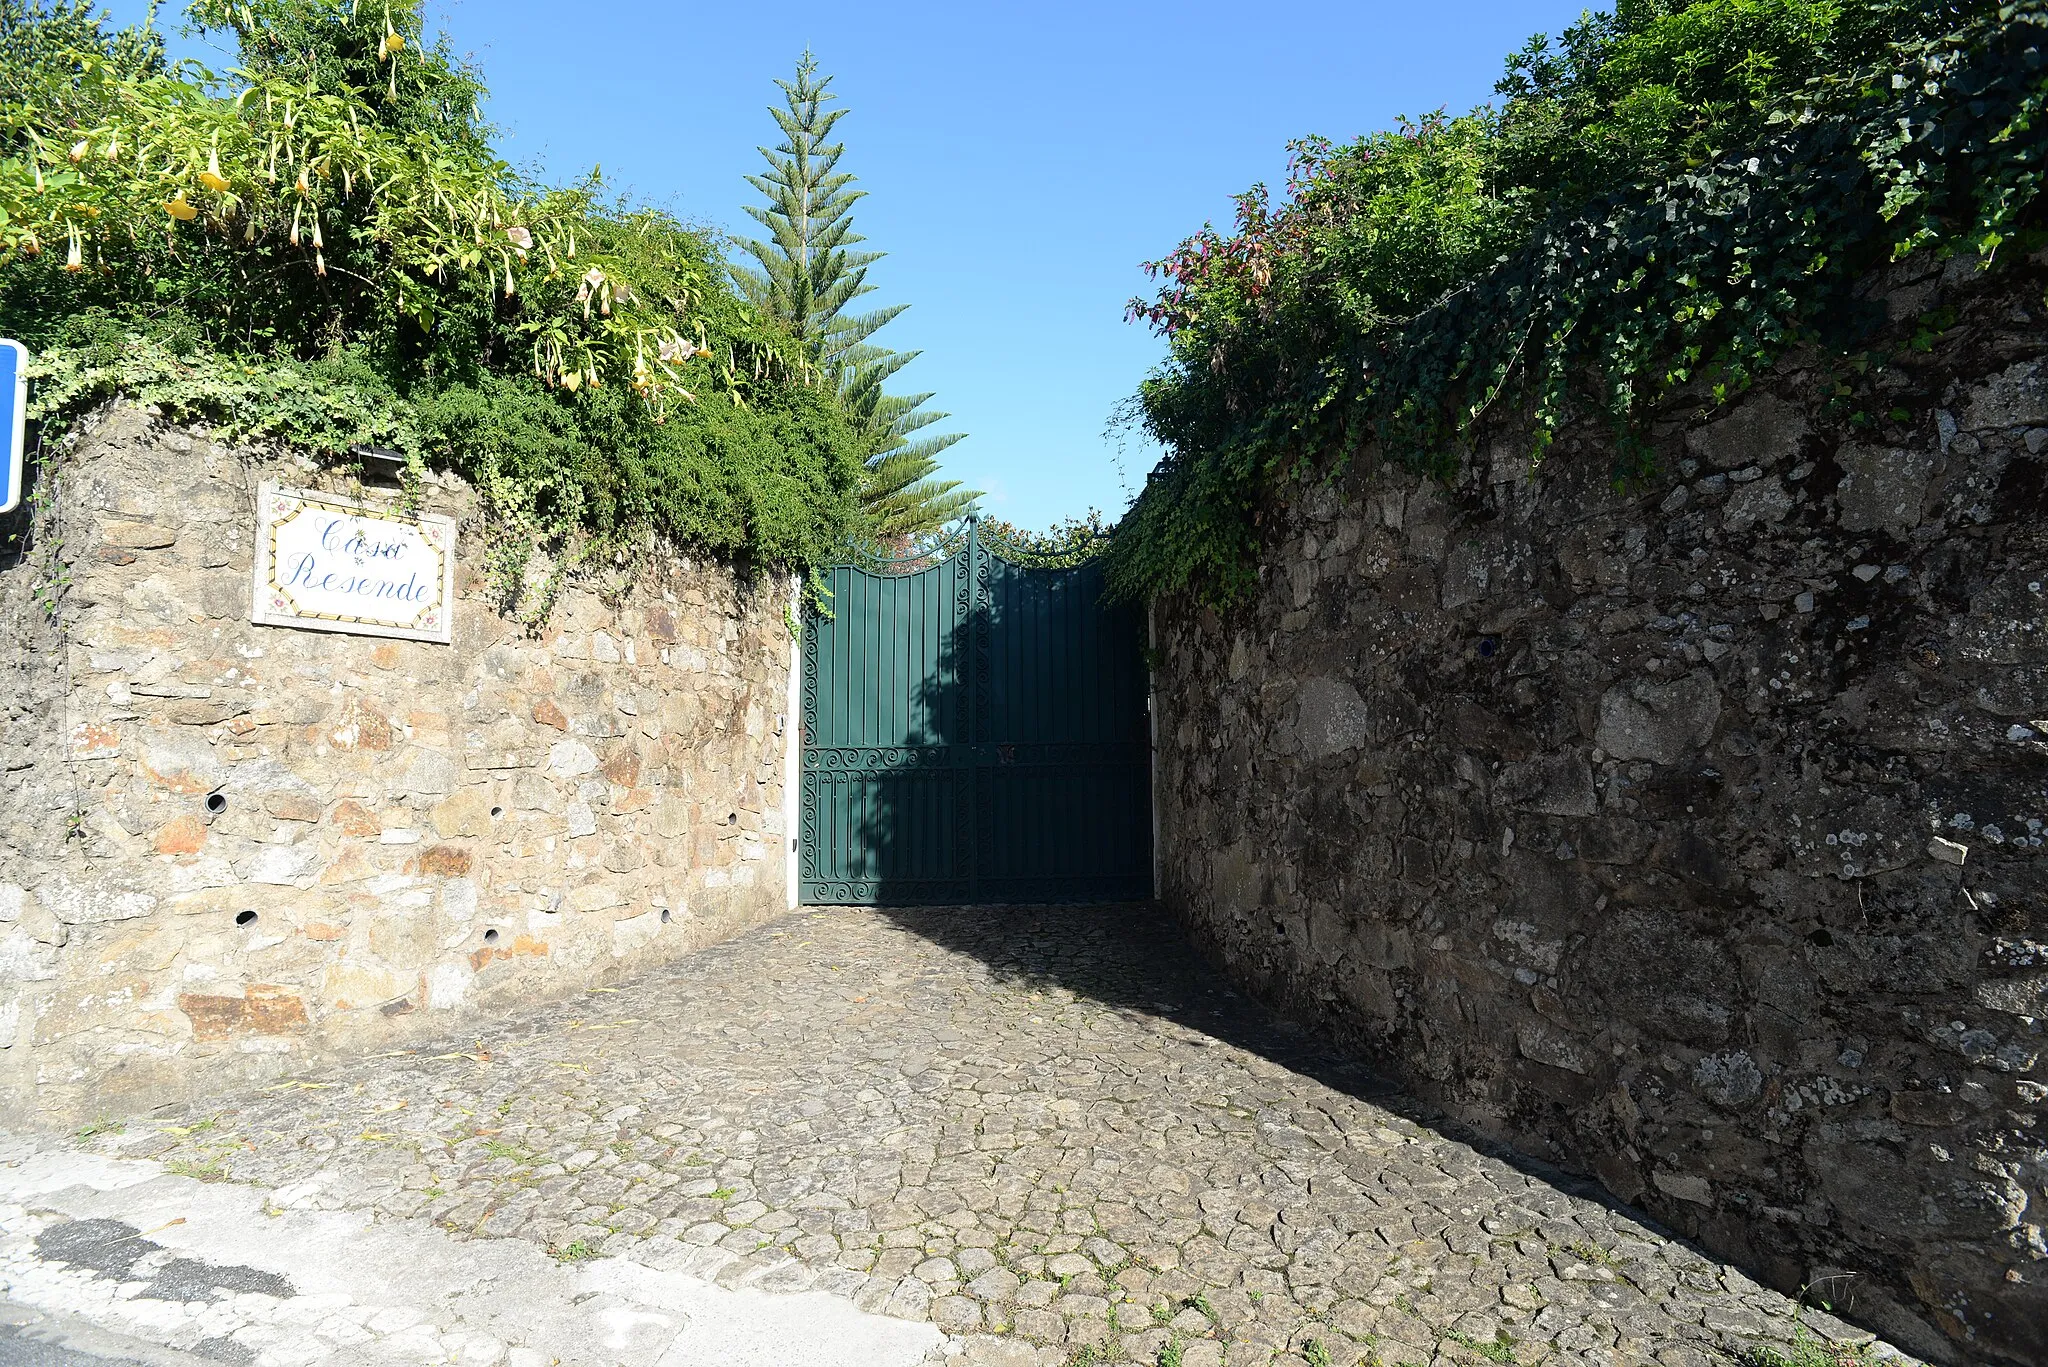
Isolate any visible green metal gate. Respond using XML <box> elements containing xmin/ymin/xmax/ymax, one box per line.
<box><xmin>799</xmin><ymin>519</ymin><xmax>1152</xmax><ymax>905</ymax></box>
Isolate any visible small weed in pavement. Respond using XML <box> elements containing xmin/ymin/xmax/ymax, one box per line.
<box><xmin>1451</xmin><ymin>1330</ymin><xmax>1518</xmax><ymax>1364</ymax></box>
<box><xmin>1566</xmin><ymin>1240</ymin><xmax>1618</xmax><ymax>1266</ymax></box>
<box><xmin>1745</xmin><ymin>1318</ymin><xmax>1881</xmax><ymax>1367</ymax></box>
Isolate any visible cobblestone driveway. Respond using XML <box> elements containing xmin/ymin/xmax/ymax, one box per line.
<box><xmin>114</xmin><ymin>906</ymin><xmax>1904</xmax><ymax>1367</ymax></box>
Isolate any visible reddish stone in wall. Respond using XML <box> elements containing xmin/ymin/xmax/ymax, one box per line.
<box><xmin>412</xmin><ymin>845</ymin><xmax>473</xmax><ymax>877</ymax></box>
<box><xmin>180</xmin><ymin>991</ymin><xmax>249</xmax><ymax>1041</ymax></box>
<box><xmin>602</xmin><ymin>744</ymin><xmax>643</xmax><ymax>788</ymax></box>
<box><xmin>244</xmin><ymin>985</ymin><xmax>311</xmax><ymax>1034</ymax></box>
<box><xmin>330</xmin><ymin>800</ymin><xmax>379</xmax><ymax>838</ymax></box>
<box><xmin>320</xmin><ymin>697</ymin><xmax>393</xmax><ymax>751</ymax></box>
<box><xmin>178</xmin><ymin>986</ymin><xmax>310</xmax><ymax>1042</ymax></box>
<box><xmin>153</xmin><ymin>815</ymin><xmax>207</xmax><ymax>855</ymax></box>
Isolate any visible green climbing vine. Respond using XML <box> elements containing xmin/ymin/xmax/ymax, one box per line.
<box><xmin>1108</xmin><ymin>0</ymin><xmax>2048</xmax><ymax>605</ymax></box>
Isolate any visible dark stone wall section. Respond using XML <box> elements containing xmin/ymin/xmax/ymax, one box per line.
<box><xmin>1153</xmin><ymin>252</ymin><xmax>2048</xmax><ymax>1367</ymax></box>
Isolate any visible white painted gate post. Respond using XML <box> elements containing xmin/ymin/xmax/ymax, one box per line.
<box><xmin>784</xmin><ymin>573</ymin><xmax>803</xmax><ymax>910</ymax></box>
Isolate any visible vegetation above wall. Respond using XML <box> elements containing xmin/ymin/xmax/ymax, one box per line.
<box><xmin>0</xmin><ymin>0</ymin><xmax>867</xmax><ymax>608</ymax></box>
<box><xmin>978</xmin><ymin>511</ymin><xmax>1115</xmax><ymax>568</ymax></box>
<box><xmin>1108</xmin><ymin>0</ymin><xmax>2048</xmax><ymax>605</ymax></box>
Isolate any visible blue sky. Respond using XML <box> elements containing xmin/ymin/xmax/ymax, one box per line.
<box><xmin>106</xmin><ymin>0</ymin><xmax>1596</xmax><ymax>531</ymax></box>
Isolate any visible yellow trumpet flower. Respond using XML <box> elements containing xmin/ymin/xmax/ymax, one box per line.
<box><xmin>68</xmin><ymin>139</ymin><xmax>89</xmax><ymax>163</ymax></box>
<box><xmin>164</xmin><ymin>195</ymin><xmax>198</xmax><ymax>222</ymax></box>
<box><xmin>200</xmin><ymin>146</ymin><xmax>230</xmax><ymax>194</ymax></box>
<box><xmin>560</xmin><ymin>370</ymin><xmax>582</xmax><ymax>392</ymax></box>
<box><xmin>64</xmin><ymin>230</ymin><xmax>83</xmax><ymax>272</ymax></box>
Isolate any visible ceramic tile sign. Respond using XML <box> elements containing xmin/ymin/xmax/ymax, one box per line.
<box><xmin>252</xmin><ymin>482</ymin><xmax>455</xmax><ymax>643</ymax></box>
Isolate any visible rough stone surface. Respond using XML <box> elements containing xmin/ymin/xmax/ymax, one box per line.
<box><xmin>0</xmin><ymin>406</ymin><xmax>797</xmax><ymax>1123</ymax></box>
<box><xmin>1152</xmin><ymin>255</ymin><xmax>2048</xmax><ymax>1365</ymax></box>
<box><xmin>94</xmin><ymin>906</ymin><xmax>1916</xmax><ymax>1367</ymax></box>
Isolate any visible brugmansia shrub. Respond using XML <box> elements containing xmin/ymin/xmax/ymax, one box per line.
<box><xmin>1109</xmin><ymin>0</ymin><xmax>2048</xmax><ymax>605</ymax></box>
<box><xmin>0</xmin><ymin>0</ymin><xmax>865</xmax><ymax>603</ymax></box>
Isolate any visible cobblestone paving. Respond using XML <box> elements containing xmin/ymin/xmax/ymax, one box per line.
<box><xmin>105</xmin><ymin>906</ymin><xmax>1907</xmax><ymax>1367</ymax></box>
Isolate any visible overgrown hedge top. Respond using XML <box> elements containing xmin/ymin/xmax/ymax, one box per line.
<box><xmin>1109</xmin><ymin>0</ymin><xmax>2048</xmax><ymax>605</ymax></box>
<box><xmin>0</xmin><ymin>0</ymin><xmax>865</xmax><ymax>598</ymax></box>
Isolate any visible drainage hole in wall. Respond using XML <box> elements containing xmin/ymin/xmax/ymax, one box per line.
<box><xmin>1476</xmin><ymin>637</ymin><xmax>1499</xmax><ymax>660</ymax></box>
<box><xmin>660</xmin><ymin>908</ymin><xmax>672</xmax><ymax>925</ymax></box>
<box><xmin>490</xmin><ymin>806</ymin><xmax>504</xmax><ymax>818</ymax></box>
<box><xmin>206</xmin><ymin>791</ymin><xmax>229</xmax><ymax>815</ymax></box>
<box><xmin>727</xmin><ymin>811</ymin><xmax>738</xmax><ymax>826</ymax></box>
<box><xmin>483</xmin><ymin>928</ymin><xmax>501</xmax><ymax>945</ymax></box>
<box><xmin>234</xmin><ymin>909</ymin><xmax>258</xmax><ymax>927</ymax></box>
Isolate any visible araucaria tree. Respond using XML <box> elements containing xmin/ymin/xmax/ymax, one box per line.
<box><xmin>737</xmin><ymin>52</ymin><xmax>976</xmax><ymax>541</ymax></box>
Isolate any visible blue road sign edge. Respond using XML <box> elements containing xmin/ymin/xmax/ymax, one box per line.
<box><xmin>0</xmin><ymin>339</ymin><xmax>25</xmax><ymax>516</ymax></box>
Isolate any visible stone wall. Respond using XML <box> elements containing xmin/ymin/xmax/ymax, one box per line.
<box><xmin>1152</xmin><ymin>253</ymin><xmax>2048</xmax><ymax>1366</ymax></box>
<box><xmin>0</xmin><ymin>406</ymin><xmax>798</xmax><ymax>1124</ymax></box>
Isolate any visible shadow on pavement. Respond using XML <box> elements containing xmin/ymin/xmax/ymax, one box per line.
<box><xmin>866</xmin><ymin>900</ymin><xmax>1687</xmax><ymax>1242</ymax></box>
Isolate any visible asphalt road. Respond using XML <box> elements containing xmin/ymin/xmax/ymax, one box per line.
<box><xmin>0</xmin><ymin>1302</ymin><xmax>213</xmax><ymax>1367</ymax></box>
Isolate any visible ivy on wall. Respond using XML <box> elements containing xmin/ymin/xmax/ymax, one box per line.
<box><xmin>1109</xmin><ymin>0</ymin><xmax>2048</xmax><ymax>605</ymax></box>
